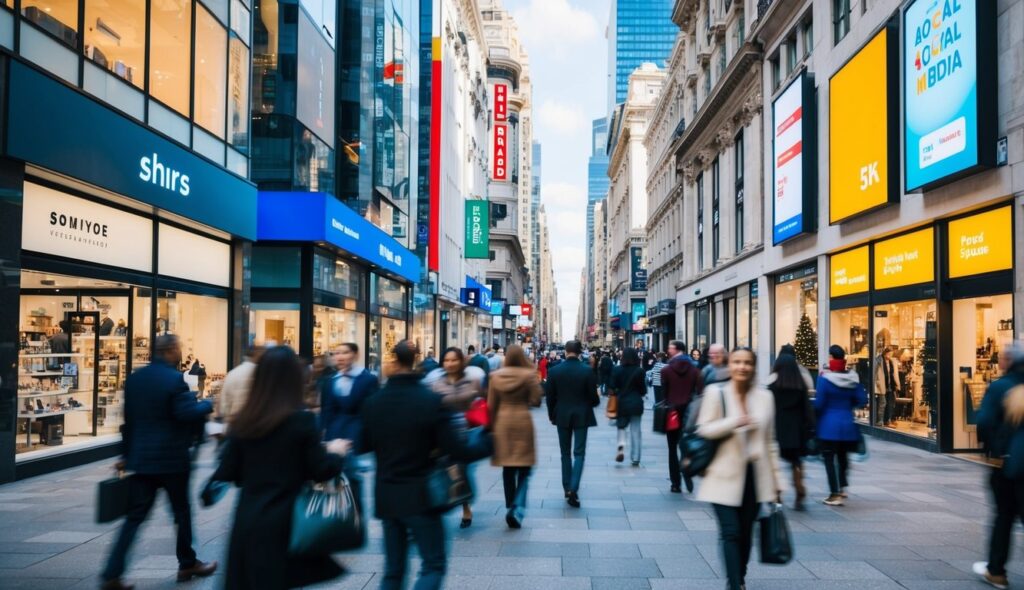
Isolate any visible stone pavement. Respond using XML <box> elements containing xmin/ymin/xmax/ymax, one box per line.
<box><xmin>0</xmin><ymin>398</ymin><xmax>1021</xmax><ymax>590</ymax></box>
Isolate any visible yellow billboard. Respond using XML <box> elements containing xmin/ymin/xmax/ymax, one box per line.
<box><xmin>948</xmin><ymin>206</ymin><xmax>1013</xmax><ymax>278</ymax></box>
<box><xmin>830</xmin><ymin>27</ymin><xmax>893</xmax><ymax>224</ymax></box>
<box><xmin>830</xmin><ymin>246</ymin><xmax>870</xmax><ymax>297</ymax></box>
<box><xmin>874</xmin><ymin>227</ymin><xmax>934</xmax><ymax>290</ymax></box>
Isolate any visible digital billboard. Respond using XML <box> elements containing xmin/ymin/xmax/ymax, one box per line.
<box><xmin>904</xmin><ymin>0</ymin><xmax>995</xmax><ymax>191</ymax></box>
<box><xmin>296</xmin><ymin>9</ymin><xmax>336</xmax><ymax>147</ymax></box>
<box><xmin>830</xmin><ymin>24</ymin><xmax>899</xmax><ymax>224</ymax></box>
<box><xmin>772</xmin><ymin>72</ymin><xmax>816</xmax><ymax>245</ymax></box>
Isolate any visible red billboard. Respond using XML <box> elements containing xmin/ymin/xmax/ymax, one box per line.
<box><xmin>520</xmin><ymin>303</ymin><xmax>532</xmax><ymax>317</ymax></box>
<box><xmin>494</xmin><ymin>83</ymin><xmax>507</xmax><ymax>121</ymax></box>
<box><xmin>492</xmin><ymin>123</ymin><xmax>508</xmax><ymax>181</ymax></box>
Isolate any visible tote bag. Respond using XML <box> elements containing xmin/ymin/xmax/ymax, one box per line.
<box><xmin>288</xmin><ymin>475</ymin><xmax>364</xmax><ymax>556</ymax></box>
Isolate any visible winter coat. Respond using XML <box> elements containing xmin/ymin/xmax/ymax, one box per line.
<box><xmin>814</xmin><ymin>370</ymin><xmax>867</xmax><ymax>442</ymax></box>
<box><xmin>599</xmin><ymin>356</ymin><xmax>614</xmax><ymax>378</ymax></box>
<box><xmin>319</xmin><ymin>367</ymin><xmax>378</xmax><ymax>450</ymax></box>
<box><xmin>488</xmin><ymin>367</ymin><xmax>543</xmax><ymax>466</ymax></box>
<box><xmin>661</xmin><ymin>355</ymin><xmax>703</xmax><ymax>409</ymax></box>
<box><xmin>425</xmin><ymin>365</ymin><xmax>486</xmax><ymax>412</ymax></box>
<box><xmin>767</xmin><ymin>379</ymin><xmax>815</xmax><ymax>453</ymax></box>
<box><xmin>701</xmin><ymin>363</ymin><xmax>731</xmax><ymax>387</ymax></box>
<box><xmin>978</xmin><ymin>360</ymin><xmax>1024</xmax><ymax>459</ymax></box>
<box><xmin>610</xmin><ymin>365</ymin><xmax>646</xmax><ymax>425</ymax></box>
<box><xmin>545</xmin><ymin>358</ymin><xmax>600</xmax><ymax>429</ymax></box>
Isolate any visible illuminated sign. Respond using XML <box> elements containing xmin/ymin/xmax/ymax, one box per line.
<box><xmin>465</xmin><ymin>200</ymin><xmax>490</xmax><ymax>259</ymax></box>
<box><xmin>874</xmin><ymin>227</ymin><xmax>935</xmax><ymax>289</ymax></box>
<box><xmin>520</xmin><ymin>303</ymin><xmax>533</xmax><ymax>317</ymax></box>
<box><xmin>494</xmin><ymin>83</ymin><xmax>508</xmax><ymax>121</ymax></box>
<box><xmin>772</xmin><ymin>72</ymin><xmax>816</xmax><ymax>244</ymax></box>
<box><xmin>948</xmin><ymin>206</ymin><xmax>1012</xmax><ymax>278</ymax></box>
<box><xmin>904</xmin><ymin>0</ymin><xmax>996</xmax><ymax>191</ymax></box>
<box><xmin>830</xmin><ymin>246</ymin><xmax>870</xmax><ymax>297</ymax></box>
<box><xmin>830</xmin><ymin>24</ymin><xmax>899</xmax><ymax>223</ymax></box>
<box><xmin>492</xmin><ymin>123</ymin><xmax>508</xmax><ymax>181</ymax></box>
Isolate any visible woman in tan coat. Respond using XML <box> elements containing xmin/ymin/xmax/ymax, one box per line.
<box><xmin>696</xmin><ymin>347</ymin><xmax>783</xmax><ymax>590</ymax></box>
<box><xmin>488</xmin><ymin>344</ymin><xmax>543</xmax><ymax>529</ymax></box>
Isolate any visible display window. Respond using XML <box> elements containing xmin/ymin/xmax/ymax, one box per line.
<box><xmin>369</xmin><ymin>316</ymin><xmax>406</xmax><ymax>377</ymax></box>
<box><xmin>372</xmin><ymin>275</ymin><xmax>408</xmax><ymax>319</ymax></box>
<box><xmin>314</xmin><ymin>251</ymin><xmax>365</xmax><ymax>300</ymax></box>
<box><xmin>952</xmin><ymin>294</ymin><xmax>1014</xmax><ymax>449</ymax></box>
<box><xmin>251</xmin><ymin>303</ymin><xmax>301</xmax><ymax>349</ymax></box>
<box><xmin>22</xmin><ymin>1</ymin><xmax>78</xmax><ymax>47</ymax></box>
<box><xmin>313</xmin><ymin>305</ymin><xmax>366</xmax><ymax>358</ymax></box>
<box><xmin>871</xmin><ymin>300</ymin><xmax>937</xmax><ymax>439</ymax></box>
<box><xmin>774</xmin><ymin>267</ymin><xmax>818</xmax><ymax>370</ymax></box>
<box><xmin>158</xmin><ymin>290</ymin><xmax>228</xmax><ymax>397</ymax></box>
<box><xmin>830</xmin><ymin>307</ymin><xmax>871</xmax><ymax>422</ymax></box>
<box><xmin>84</xmin><ymin>0</ymin><xmax>145</xmax><ymax>88</ymax></box>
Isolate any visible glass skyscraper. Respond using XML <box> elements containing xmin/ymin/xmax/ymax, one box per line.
<box><xmin>607</xmin><ymin>0</ymin><xmax>676</xmax><ymax>109</ymax></box>
<box><xmin>586</xmin><ymin>117</ymin><xmax>610</xmax><ymax>323</ymax></box>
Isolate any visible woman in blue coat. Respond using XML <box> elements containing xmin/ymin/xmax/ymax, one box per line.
<box><xmin>814</xmin><ymin>344</ymin><xmax>867</xmax><ymax>506</ymax></box>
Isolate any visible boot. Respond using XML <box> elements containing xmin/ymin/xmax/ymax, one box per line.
<box><xmin>792</xmin><ymin>464</ymin><xmax>806</xmax><ymax>511</ymax></box>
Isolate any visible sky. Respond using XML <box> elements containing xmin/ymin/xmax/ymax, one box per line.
<box><xmin>505</xmin><ymin>0</ymin><xmax>611</xmax><ymax>341</ymax></box>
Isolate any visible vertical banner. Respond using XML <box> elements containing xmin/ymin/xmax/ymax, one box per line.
<box><xmin>629</xmin><ymin>247</ymin><xmax>647</xmax><ymax>291</ymax></box>
<box><xmin>465</xmin><ymin>200</ymin><xmax>490</xmax><ymax>259</ymax></box>
<box><xmin>428</xmin><ymin>0</ymin><xmax>442</xmax><ymax>272</ymax></box>
<box><xmin>494</xmin><ymin>83</ymin><xmax>507</xmax><ymax>121</ymax></box>
<box><xmin>492</xmin><ymin>123</ymin><xmax>508</xmax><ymax>181</ymax></box>
<box><xmin>772</xmin><ymin>72</ymin><xmax>816</xmax><ymax>245</ymax></box>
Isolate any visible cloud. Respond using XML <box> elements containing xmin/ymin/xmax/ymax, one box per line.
<box><xmin>511</xmin><ymin>0</ymin><xmax>601</xmax><ymax>50</ymax></box>
<box><xmin>536</xmin><ymin>100</ymin><xmax>589</xmax><ymax>137</ymax></box>
<box><xmin>540</xmin><ymin>182</ymin><xmax>586</xmax><ymax>212</ymax></box>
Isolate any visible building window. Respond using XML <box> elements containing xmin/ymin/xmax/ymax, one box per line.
<box><xmin>770</xmin><ymin>54</ymin><xmax>781</xmax><ymax>90</ymax></box>
<box><xmin>734</xmin><ymin>130</ymin><xmax>744</xmax><ymax>253</ymax></box>
<box><xmin>696</xmin><ymin>173</ymin><xmax>704</xmax><ymax>270</ymax></box>
<box><xmin>194</xmin><ymin>4</ymin><xmax>228</xmax><ymax>138</ymax></box>
<box><xmin>802</xmin><ymin>17</ymin><xmax>814</xmax><ymax>58</ymax></box>
<box><xmin>23</xmin><ymin>1</ymin><xmax>78</xmax><ymax>47</ymax></box>
<box><xmin>84</xmin><ymin>0</ymin><xmax>145</xmax><ymax>88</ymax></box>
<box><xmin>228</xmin><ymin>36</ymin><xmax>250</xmax><ymax>152</ymax></box>
<box><xmin>785</xmin><ymin>35</ymin><xmax>797</xmax><ymax>74</ymax></box>
<box><xmin>712</xmin><ymin>157</ymin><xmax>720</xmax><ymax>265</ymax></box>
<box><xmin>703</xmin><ymin>65</ymin><xmax>711</xmax><ymax>99</ymax></box>
<box><xmin>833</xmin><ymin>0</ymin><xmax>851</xmax><ymax>44</ymax></box>
<box><xmin>149</xmin><ymin>0</ymin><xmax>192</xmax><ymax>116</ymax></box>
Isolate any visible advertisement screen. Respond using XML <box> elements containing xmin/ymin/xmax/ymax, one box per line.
<box><xmin>773</xmin><ymin>74</ymin><xmax>806</xmax><ymax>244</ymax></box>
<box><xmin>296</xmin><ymin>10</ymin><xmax>336</xmax><ymax>147</ymax></box>
<box><xmin>830</xmin><ymin>27</ymin><xmax>894</xmax><ymax>223</ymax></box>
<box><xmin>904</xmin><ymin>0</ymin><xmax>983</xmax><ymax>190</ymax></box>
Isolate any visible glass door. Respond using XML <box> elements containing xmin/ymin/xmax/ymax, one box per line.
<box><xmin>80</xmin><ymin>295</ymin><xmax>131</xmax><ymax>435</ymax></box>
<box><xmin>68</xmin><ymin>311</ymin><xmax>100</xmax><ymax>437</ymax></box>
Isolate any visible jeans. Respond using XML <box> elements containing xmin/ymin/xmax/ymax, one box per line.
<box><xmin>885</xmin><ymin>390</ymin><xmax>897</xmax><ymax>423</ymax></box>
<box><xmin>617</xmin><ymin>415</ymin><xmax>642</xmax><ymax>463</ymax></box>
<box><xmin>875</xmin><ymin>393</ymin><xmax>887</xmax><ymax>425</ymax></box>
<box><xmin>712</xmin><ymin>464</ymin><xmax>759</xmax><ymax>590</ymax></box>
<box><xmin>820</xmin><ymin>440</ymin><xmax>854</xmax><ymax>494</ymax></box>
<box><xmin>502</xmin><ymin>467</ymin><xmax>531</xmax><ymax>509</ymax></box>
<box><xmin>381</xmin><ymin>513</ymin><xmax>447</xmax><ymax>590</ymax></box>
<box><xmin>666</xmin><ymin>428</ymin><xmax>683</xmax><ymax>488</ymax></box>
<box><xmin>102</xmin><ymin>472</ymin><xmax>197</xmax><ymax>581</ymax></box>
<box><xmin>557</xmin><ymin>426</ymin><xmax>589</xmax><ymax>493</ymax></box>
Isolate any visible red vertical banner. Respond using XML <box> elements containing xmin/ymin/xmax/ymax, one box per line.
<box><xmin>492</xmin><ymin>123</ymin><xmax>507</xmax><ymax>181</ymax></box>
<box><xmin>494</xmin><ymin>83</ymin><xmax>507</xmax><ymax>121</ymax></box>
<box><xmin>428</xmin><ymin>37</ymin><xmax>442</xmax><ymax>272</ymax></box>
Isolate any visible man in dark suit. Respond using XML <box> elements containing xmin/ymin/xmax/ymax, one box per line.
<box><xmin>320</xmin><ymin>342</ymin><xmax>379</xmax><ymax>452</ymax></box>
<box><xmin>101</xmin><ymin>335</ymin><xmax>216</xmax><ymax>590</ymax></box>
<box><xmin>361</xmin><ymin>340</ymin><xmax>483</xmax><ymax>590</ymax></box>
<box><xmin>546</xmin><ymin>339</ymin><xmax>599</xmax><ymax>507</ymax></box>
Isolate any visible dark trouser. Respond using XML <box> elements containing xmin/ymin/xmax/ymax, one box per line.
<box><xmin>502</xmin><ymin>467</ymin><xmax>531</xmax><ymax>509</ymax></box>
<box><xmin>875</xmin><ymin>393</ymin><xmax>887</xmax><ymax>425</ymax></box>
<box><xmin>820</xmin><ymin>440</ymin><xmax>854</xmax><ymax>494</ymax></box>
<box><xmin>712</xmin><ymin>464</ymin><xmax>759</xmax><ymax>590</ymax></box>
<box><xmin>653</xmin><ymin>385</ymin><xmax>665</xmax><ymax>404</ymax></box>
<box><xmin>557</xmin><ymin>426</ymin><xmax>588</xmax><ymax>493</ymax></box>
<box><xmin>885</xmin><ymin>390</ymin><xmax>897</xmax><ymax>423</ymax></box>
<box><xmin>102</xmin><ymin>472</ymin><xmax>197</xmax><ymax>581</ymax></box>
<box><xmin>987</xmin><ymin>467</ymin><xmax>1023</xmax><ymax>576</ymax></box>
<box><xmin>381</xmin><ymin>513</ymin><xmax>446</xmax><ymax>590</ymax></box>
<box><xmin>666</xmin><ymin>428</ymin><xmax>683</xmax><ymax>488</ymax></box>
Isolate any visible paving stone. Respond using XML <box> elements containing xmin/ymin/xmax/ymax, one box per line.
<box><xmin>561</xmin><ymin>557</ymin><xmax>662</xmax><ymax>577</ymax></box>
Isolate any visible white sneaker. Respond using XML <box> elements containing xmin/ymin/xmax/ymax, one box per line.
<box><xmin>973</xmin><ymin>562</ymin><xmax>1009</xmax><ymax>589</ymax></box>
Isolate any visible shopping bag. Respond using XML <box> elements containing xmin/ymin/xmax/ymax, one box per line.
<box><xmin>652</xmin><ymin>402</ymin><xmax>669</xmax><ymax>433</ymax></box>
<box><xmin>425</xmin><ymin>459</ymin><xmax>474</xmax><ymax>513</ymax></box>
<box><xmin>465</xmin><ymin>398</ymin><xmax>490</xmax><ymax>428</ymax></box>
<box><xmin>605</xmin><ymin>394</ymin><xmax>618</xmax><ymax>419</ymax></box>
<box><xmin>759</xmin><ymin>503</ymin><xmax>793</xmax><ymax>564</ymax></box>
<box><xmin>96</xmin><ymin>470</ymin><xmax>131</xmax><ymax>523</ymax></box>
<box><xmin>666</xmin><ymin>408</ymin><xmax>682</xmax><ymax>432</ymax></box>
<box><xmin>288</xmin><ymin>475</ymin><xmax>364</xmax><ymax>556</ymax></box>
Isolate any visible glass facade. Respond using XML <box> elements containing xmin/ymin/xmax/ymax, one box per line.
<box><xmin>609</xmin><ymin>0</ymin><xmax>676</xmax><ymax>106</ymax></box>
<box><xmin>587</xmin><ymin>118</ymin><xmax>609</xmax><ymax>305</ymax></box>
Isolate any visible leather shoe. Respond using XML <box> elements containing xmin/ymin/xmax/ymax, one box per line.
<box><xmin>100</xmin><ymin>579</ymin><xmax>134</xmax><ymax>590</ymax></box>
<box><xmin>670</xmin><ymin>485</ymin><xmax>682</xmax><ymax>493</ymax></box>
<box><xmin>177</xmin><ymin>560</ymin><xmax>217</xmax><ymax>582</ymax></box>
<box><xmin>566</xmin><ymin>491</ymin><xmax>581</xmax><ymax>508</ymax></box>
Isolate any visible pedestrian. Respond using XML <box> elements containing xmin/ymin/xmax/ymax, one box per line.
<box><xmin>489</xmin><ymin>346</ymin><xmax>505</xmax><ymax>371</ymax></box>
<box><xmin>488</xmin><ymin>344</ymin><xmax>544</xmax><ymax>528</ymax></box>
<box><xmin>874</xmin><ymin>345</ymin><xmax>901</xmax><ymax>427</ymax></box>
<box><xmin>662</xmin><ymin>339</ymin><xmax>702</xmax><ymax>493</ymax></box>
<box><xmin>609</xmin><ymin>348</ymin><xmax>646</xmax><ymax>465</ymax></box>
<box><xmin>815</xmin><ymin>344</ymin><xmax>867</xmax><ymax>506</ymax></box>
<box><xmin>218</xmin><ymin>345</ymin><xmax>264</xmax><ymax>432</ymax></box>
<box><xmin>320</xmin><ymin>343</ymin><xmax>379</xmax><ymax>454</ymax></box>
<box><xmin>360</xmin><ymin>341</ymin><xmax>486</xmax><ymax>590</ymax></box>
<box><xmin>767</xmin><ymin>352</ymin><xmax>815</xmax><ymax>511</ymax></box>
<box><xmin>702</xmin><ymin>343</ymin><xmax>730</xmax><ymax>386</ymax></box>
<box><xmin>419</xmin><ymin>348</ymin><xmax>439</xmax><ymax>374</ymax></box>
<box><xmin>690</xmin><ymin>348</ymin><xmax>702</xmax><ymax>363</ymax></box>
<box><xmin>467</xmin><ymin>344</ymin><xmax>491</xmax><ymax>384</ymax></box>
<box><xmin>546</xmin><ymin>339</ymin><xmax>600</xmax><ymax>508</ymax></box>
<box><xmin>425</xmin><ymin>347</ymin><xmax>486</xmax><ymax>528</ymax></box>
<box><xmin>538</xmin><ymin>351</ymin><xmax>549</xmax><ymax>382</ymax></box>
<box><xmin>649</xmin><ymin>352</ymin><xmax>667</xmax><ymax>404</ymax></box>
<box><xmin>973</xmin><ymin>342</ymin><xmax>1024</xmax><ymax>589</ymax></box>
<box><xmin>696</xmin><ymin>347</ymin><xmax>783</xmax><ymax>590</ymax></box>
<box><xmin>598</xmin><ymin>351</ymin><xmax>614</xmax><ymax>395</ymax></box>
<box><xmin>100</xmin><ymin>335</ymin><xmax>217</xmax><ymax>590</ymax></box>
<box><xmin>213</xmin><ymin>346</ymin><xmax>352</xmax><ymax>590</ymax></box>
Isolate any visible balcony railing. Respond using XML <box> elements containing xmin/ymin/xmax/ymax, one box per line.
<box><xmin>757</xmin><ymin>0</ymin><xmax>774</xmax><ymax>19</ymax></box>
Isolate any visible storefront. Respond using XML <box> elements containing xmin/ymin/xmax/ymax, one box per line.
<box><xmin>684</xmin><ymin>281</ymin><xmax>759</xmax><ymax>354</ymax></box>
<box><xmin>773</xmin><ymin>264</ymin><xmax>819</xmax><ymax>370</ymax></box>
<box><xmin>1</xmin><ymin>61</ymin><xmax>256</xmax><ymax>481</ymax></box>
<box><xmin>254</xmin><ymin>192</ymin><xmax>419</xmax><ymax>372</ymax></box>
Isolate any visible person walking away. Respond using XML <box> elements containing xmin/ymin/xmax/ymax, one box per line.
<box><xmin>702</xmin><ymin>343</ymin><xmax>730</xmax><ymax>387</ymax></box>
<box><xmin>767</xmin><ymin>352</ymin><xmax>815</xmax><ymax>511</ymax></box>
<box><xmin>599</xmin><ymin>352</ymin><xmax>614</xmax><ymax>395</ymax></box>
<box><xmin>696</xmin><ymin>347</ymin><xmax>783</xmax><ymax>590</ymax></box>
<box><xmin>321</xmin><ymin>343</ymin><xmax>379</xmax><ymax>454</ymax></box>
<box><xmin>219</xmin><ymin>346</ymin><xmax>264</xmax><ymax>432</ymax></box>
<box><xmin>538</xmin><ymin>353</ymin><xmax>549</xmax><ymax>382</ymax></box>
<box><xmin>874</xmin><ymin>346</ymin><xmax>901</xmax><ymax>427</ymax></box>
<box><xmin>419</xmin><ymin>349</ymin><xmax>439</xmax><ymax>374</ymax></box>
<box><xmin>467</xmin><ymin>345</ymin><xmax>491</xmax><ymax>385</ymax></box>
<box><xmin>973</xmin><ymin>343</ymin><xmax>1024</xmax><ymax>589</ymax></box>
<box><xmin>360</xmin><ymin>341</ymin><xmax>487</xmax><ymax>590</ymax></box>
<box><xmin>101</xmin><ymin>335</ymin><xmax>216</xmax><ymax>590</ymax></box>
<box><xmin>546</xmin><ymin>340</ymin><xmax>600</xmax><ymax>507</ymax></box>
<box><xmin>649</xmin><ymin>352</ymin><xmax>668</xmax><ymax>404</ymax></box>
<box><xmin>488</xmin><ymin>345</ymin><xmax>543</xmax><ymax>528</ymax></box>
<box><xmin>489</xmin><ymin>346</ymin><xmax>505</xmax><ymax>371</ymax></box>
<box><xmin>815</xmin><ymin>345</ymin><xmax>867</xmax><ymax>506</ymax></box>
<box><xmin>212</xmin><ymin>346</ymin><xmax>352</xmax><ymax>590</ymax></box>
<box><xmin>662</xmin><ymin>340</ymin><xmax>702</xmax><ymax>493</ymax></box>
<box><xmin>609</xmin><ymin>348</ymin><xmax>646</xmax><ymax>465</ymax></box>
<box><xmin>426</xmin><ymin>347</ymin><xmax>486</xmax><ymax>528</ymax></box>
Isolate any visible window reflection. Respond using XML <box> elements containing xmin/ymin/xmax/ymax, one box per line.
<box><xmin>23</xmin><ymin>1</ymin><xmax>78</xmax><ymax>47</ymax></box>
<box><xmin>228</xmin><ymin>36</ymin><xmax>250</xmax><ymax>151</ymax></box>
<box><xmin>84</xmin><ymin>0</ymin><xmax>145</xmax><ymax>88</ymax></box>
<box><xmin>195</xmin><ymin>5</ymin><xmax>227</xmax><ymax>138</ymax></box>
<box><xmin>149</xmin><ymin>0</ymin><xmax>192</xmax><ymax>116</ymax></box>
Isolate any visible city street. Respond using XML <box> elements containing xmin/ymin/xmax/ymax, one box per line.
<box><xmin>0</xmin><ymin>399</ymin><xmax>1016</xmax><ymax>590</ymax></box>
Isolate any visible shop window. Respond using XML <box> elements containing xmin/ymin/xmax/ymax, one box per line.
<box><xmin>84</xmin><ymin>0</ymin><xmax>144</xmax><ymax>88</ymax></box>
<box><xmin>829</xmin><ymin>307</ymin><xmax>870</xmax><ymax>421</ymax></box>
<box><xmin>313</xmin><ymin>252</ymin><xmax>365</xmax><ymax>300</ymax></box>
<box><xmin>252</xmin><ymin>246</ymin><xmax>301</xmax><ymax>287</ymax></box>
<box><xmin>313</xmin><ymin>305</ymin><xmax>366</xmax><ymax>359</ymax></box>
<box><xmin>774</xmin><ymin>272</ymin><xmax>818</xmax><ymax>370</ymax></box>
<box><xmin>158</xmin><ymin>291</ymin><xmax>228</xmax><ymax>397</ymax></box>
<box><xmin>194</xmin><ymin>4</ymin><xmax>228</xmax><ymax>138</ymax></box>
<box><xmin>251</xmin><ymin>302</ymin><xmax>300</xmax><ymax>348</ymax></box>
<box><xmin>23</xmin><ymin>1</ymin><xmax>77</xmax><ymax>47</ymax></box>
<box><xmin>149</xmin><ymin>0</ymin><xmax>192</xmax><ymax>116</ymax></box>
<box><xmin>228</xmin><ymin>36</ymin><xmax>250</xmax><ymax>152</ymax></box>
<box><xmin>132</xmin><ymin>287</ymin><xmax>152</xmax><ymax>371</ymax></box>
<box><xmin>369</xmin><ymin>316</ymin><xmax>406</xmax><ymax>377</ymax></box>
<box><xmin>373</xmin><ymin>275</ymin><xmax>407</xmax><ymax>318</ymax></box>
<box><xmin>871</xmin><ymin>300</ymin><xmax>936</xmax><ymax>439</ymax></box>
<box><xmin>952</xmin><ymin>295</ymin><xmax>1013</xmax><ymax>449</ymax></box>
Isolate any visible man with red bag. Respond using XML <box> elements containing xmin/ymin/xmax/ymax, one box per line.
<box><xmin>661</xmin><ymin>340</ymin><xmax>703</xmax><ymax>494</ymax></box>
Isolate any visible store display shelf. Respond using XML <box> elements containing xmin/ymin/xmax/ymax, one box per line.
<box><xmin>73</xmin><ymin>335</ymin><xmax>125</xmax><ymax>341</ymax></box>
<box><xmin>18</xmin><ymin>408</ymin><xmax>92</xmax><ymax>419</ymax></box>
<box><xmin>19</xmin><ymin>371</ymin><xmax>66</xmax><ymax>377</ymax></box>
<box><xmin>18</xmin><ymin>390</ymin><xmax>72</xmax><ymax>398</ymax></box>
<box><xmin>19</xmin><ymin>353</ymin><xmax>86</xmax><ymax>359</ymax></box>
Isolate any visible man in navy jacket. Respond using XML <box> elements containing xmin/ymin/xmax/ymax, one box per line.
<box><xmin>101</xmin><ymin>335</ymin><xmax>216</xmax><ymax>590</ymax></box>
<box><xmin>320</xmin><ymin>342</ymin><xmax>379</xmax><ymax>453</ymax></box>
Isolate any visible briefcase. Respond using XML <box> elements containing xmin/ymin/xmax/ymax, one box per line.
<box><xmin>96</xmin><ymin>471</ymin><xmax>131</xmax><ymax>523</ymax></box>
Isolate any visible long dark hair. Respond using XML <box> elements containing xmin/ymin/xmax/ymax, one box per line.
<box><xmin>230</xmin><ymin>346</ymin><xmax>306</xmax><ymax>439</ymax></box>
<box><xmin>620</xmin><ymin>348</ymin><xmax>641</xmax><ymax>366</ymax></box>
<box><xmin>770</xmin><ymin>353</ymin><xmax>807</xmax><ymax>392</ymax></box>
<box><xmin>504</xmin><ymin>344</ymin><xmax>531</xmax><ymax>368</ymax></box>
<box><xmin>442</xmin><ymin>346</ymin><xmax>466</xmax><ymax>377</ymax></box>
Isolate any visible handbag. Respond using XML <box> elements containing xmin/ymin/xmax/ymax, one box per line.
<box><xmin>288</xmin><ymin>475</ymin><xmax>364</xmax><ymax>556</ymax></box>
<box><xmin>605</xmin><ymin>394</ymin><xmax>618</xmax><ymax>418</ymax></box>
<box><xmin>759</xmin><ymin>503</ymin><xmax>794</xmax><ymax>564</ymax></box>
<box><xmin>96</xmin><ymin>470</ymin><xmax>131</xmax><ymax>523</ymax></box>
<box><xmin>199</xmin><ymin>477</ymin><xmax>230</xmax><ymax>508</ymax></box>
<box><xmin>679</xmin><ymin>387</ymin><xmax>728</xmax><ymax>478</ymax></box>
<box><xmin>465</xmin><ymin>398</ymin><xmax>490</xmax><ymax>428</ymax></box>
<box><xmin>425</xmin><ymin>459</ymin><xmax>474</xmax><ymax>513</ymax></box>
<box><xmin>666</xmin><ymin>408</ymin><xmax>682</xmax><ymax>432</ymax></box>
<box><xmin>851</xmin><ymin>430</ymin><xmax>869</xmax><ymax>462</ymax></box>
<box><xmin>652</xmin><ymin>402</ymin><xmax>669</xmax><ymax>434</ymax></box>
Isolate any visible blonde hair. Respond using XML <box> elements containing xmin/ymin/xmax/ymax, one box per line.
<box><xmin>1005</xmin><ymin>384</ymin><xmax>1024</xmax><ymax>427</ymax></box>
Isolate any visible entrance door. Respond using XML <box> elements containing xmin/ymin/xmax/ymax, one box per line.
<box><xmin>67</xmin><ymin>311</ymin><xmax>100</xmax><ymax>437</ymax></box>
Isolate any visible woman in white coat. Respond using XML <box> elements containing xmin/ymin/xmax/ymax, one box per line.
<box><xmin>696</xmin><ymin>347</ymin><xmax>784</xmax><ymax>590</ymax></box>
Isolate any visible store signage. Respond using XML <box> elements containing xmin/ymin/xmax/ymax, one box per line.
<box><xmin>460</xmin><ymin>288</ymin><xmax>480</xmax><ymax>307</ymax></box>
<box><xmin>257</xmin><ymin>192</ymin><xmax>419</xmax><ymax>282</ymax></box>
<box><xmin>6</xmin><ymin>62</ymin><xmax>256</xmax><ymax>239</ymax></box>
<box><xmin>465</xmin><ymin>200</ymin><xmax>490</xmax><ymax>259</ymax></box>
<box><xmin>904</xmin><ymin>0</ymin><xmax>996</xmax><ymax>191</ymax></box>
<box><xmin>494</xmin><ymin>83</ymin><xmax>508</xmax><ymax>121</ymax></box>
<box><xmin>158</xmin><ymin>223</ymin><xmax>231</xmax><ymax>287</ymax></box>
<box><xmin>631</xmin><ymin>301</ymin><xmax>646</xmax><ymax>324</ymax></box>
<box><xmin>509</xmin><ymin>305</ymin><xmax>522</xmax><ymax>316</ymax></box>
<box><xmin>630</xmin><ymin>247</ymin><xmax>647</xmax><ymax>291</ymax></box>
<box><xmin>830</xmin><ymin>246</ymin><xmax>870</xmax><ymax>297</ymax></box>
<box><xmin>772</xmin><ymin>72</ymin><xmax>816</xmax><ymax>244</ymax></box>
<box><xmin>492</xmin><ymin>315</ymin><xmax>503</xmax><ymax>329</ymax></box>
<box><xmin>465</xmin><ymin>276</ymin><xmax>492</xmax><ymax>310</ymax></box>
<box><xmin>830</xmin><ymin>25</ymin><xmax>899</xmax><ymax>224</ymax></box>
<box><xmin>22</xmin><ymin>183</ymin><xmax>152</xmax><ymax>272</ymax></box>
<box><xmin>873</xmin><ymin>227</ymin><xmax>935</xmax><ymax>289</ymax></box>
<box><xmin>520</xmin><ymin>303</ymin><xmax>532</xmax><ymax>317</ymax></box>
<box><xmin>493</xmin><ymin>124</ymin><xmax>508</xmax><ymax>181</ymax></box>
<box><xmin>948</xmin><ymin>206</ymin><xmax>1012</xmax><ymax>278</ymax></box>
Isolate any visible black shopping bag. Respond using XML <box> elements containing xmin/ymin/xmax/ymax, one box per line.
<box><xmin>96</xmin><ymin>472</ymin><xmax>131</xmax><ymax>523</ymax></box>
<box><xmin>759</xmin><ymin>503</ymin><xmax>793</xmax><ymax>564</ymax></box>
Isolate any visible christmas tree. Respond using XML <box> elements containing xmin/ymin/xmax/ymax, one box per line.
<box><xmin>793</xmin><ymin>313</ymin><xmax>818</xmax><ymax>369</ymax></box>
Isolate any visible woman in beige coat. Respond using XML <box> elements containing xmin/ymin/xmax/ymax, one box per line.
<box><xmin>488</xmin><ymin>344</ymin><xmax>543</xmax><ymax>529</ymax></box>
<box><xmin>696</xmin><ymin>347</ymin><xmax>783</xmax><ymax>590</ymax></box>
